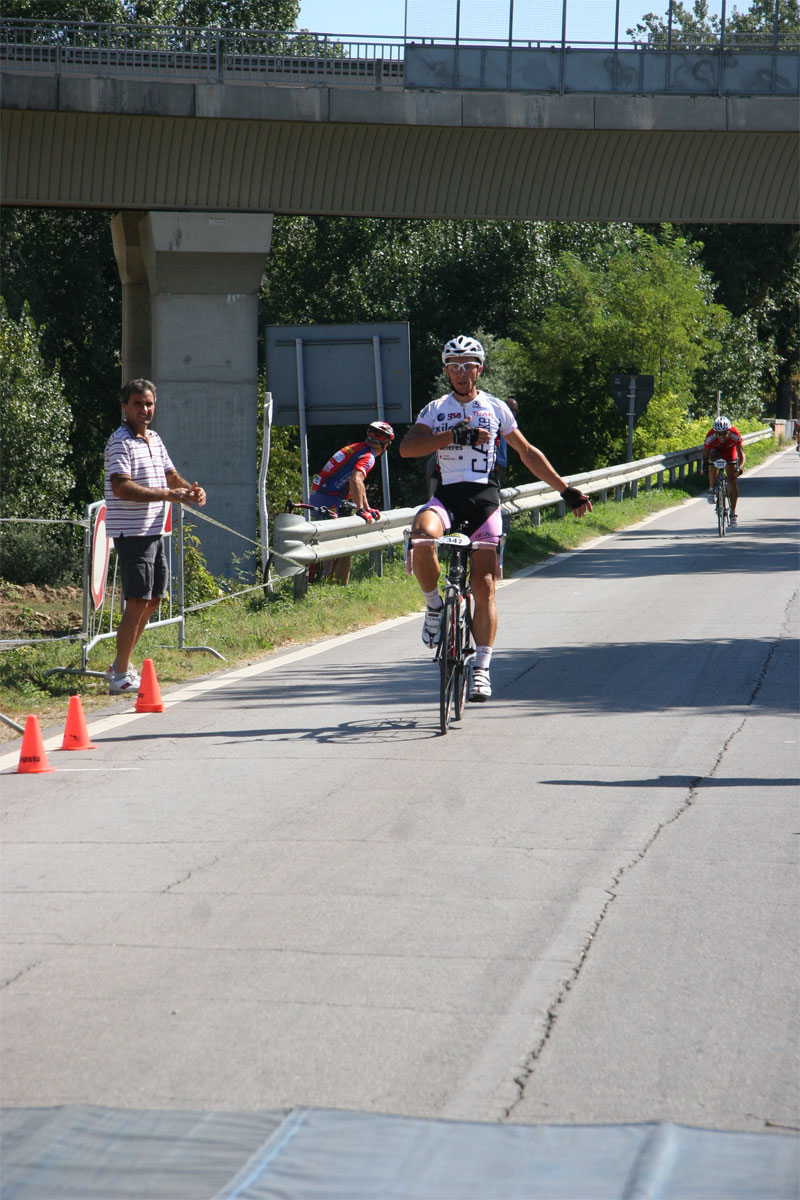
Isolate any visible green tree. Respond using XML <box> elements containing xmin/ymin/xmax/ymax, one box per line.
<box><xmin>757</xmin><ymin>255</ymin><xmax>800</xmax><ymax>418</ymax></box>
<box><xmin>0</xmin><ymin>301</ymin><xmax>80</xmax><ymax>585</ymax></box>
<box><xmin>695</xmin><ymin>311</ymin><xmax>779</xmax><ymax>420</ymax></box>
<box><xmin>628</xmin><ymin>0</ymin><xmax>799</xmax><ymax>44</ymax></box>
<box><xmin>0</xmin><ymin>300</ymin><xmax>74</xmax><ymax>517</ymax></box>
<box><xmin>2</xmin><ymin>1</ymin><xmax>300</xmax><ymax>26</ymax></box>
<box><xmin>678</xmin><ymin>225</ymin><xmax>799</xmax><ymax>417</ymax></box>
<box><xmin>0</xmin><ymin>208</ymin><xmax>121</xmax><ymax>506</ymax></box>
<box><xmin>506</xmin><ymin>230</ymin><xmax>730</xmax><ymax>469</ymax></box>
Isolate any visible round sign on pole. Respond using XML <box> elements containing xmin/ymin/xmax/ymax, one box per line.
<box><xmin>90</xmin><ymin>504</ymin><xmax>111</xmax><ymax>610</ymax></box>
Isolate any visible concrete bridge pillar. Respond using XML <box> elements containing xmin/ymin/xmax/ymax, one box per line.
<box><xmin>111</xmin><ymin>211</ymin><xmax>152</xmax><ymax>380</ymax></box>
<box><xmin>110</xmin><ymin>211</ymin><xmax>273</xmax><ymax>577</ymax></box>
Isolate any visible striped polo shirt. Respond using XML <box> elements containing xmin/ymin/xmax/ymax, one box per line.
<box><xmin>104</xmin><ymin>423</ymin><xmax>175</xmax><ymax>537</ymax></box>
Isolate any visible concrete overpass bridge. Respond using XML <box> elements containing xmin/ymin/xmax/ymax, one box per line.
<box><xmin>2</xmin><ymin>20</ymin><xmax>798</xmax><ymax>571</ymax></box>
<box><xmin>2</xmin><ymin>21</ymin><xmax>797</xmax><ymax>223</ymax></box>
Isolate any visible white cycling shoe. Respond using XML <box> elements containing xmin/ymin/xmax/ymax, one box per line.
<box><xmin>421</xmin><ymin>605</ymin><xmax>443</xmax><ymax>648</ymax></box>
<box><xmin>468</xmin><ymin>667</ymin><xmax>492</xmax><ymax>702</ymax></box>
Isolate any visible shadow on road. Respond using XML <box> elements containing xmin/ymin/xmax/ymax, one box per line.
<box><xmin>96</xmin><ymin>629</ymin><xmax>797</xmax><ymax>756</ymax></box>
<box><xmin>496</xmin><ymin>636</ymin><xmax>797</xmax><ymax>716</ymax></box>
<box><xmin>538</xmin><ymin>517</ymin><xmax>798</xmax><ymax>581</ymax></box>
<box><xmin>540</xmin><ymin>773</ymin><xmax>799</xmax><ymax>790</ymax></box>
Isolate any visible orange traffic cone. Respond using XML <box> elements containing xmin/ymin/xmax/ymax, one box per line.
<box><xmin>60</xmin><ymin>695</ymin><xmax>97</xmax><ymax>751</ymax></box>
<box><xmin>17</xmin><ymin>715</ymin><xmax>56</xmax><ymax>774</ymax></box>
<box><xmin>135</xmin><ymin>658</ymin><xmax>164</xmax><ymax>713</ymax></box>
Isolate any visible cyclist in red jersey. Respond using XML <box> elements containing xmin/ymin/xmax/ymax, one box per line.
<box><xmin>702</xmin><ymin>416</ymin><xmax>745</xmax><ymax>528</ymax></box>
<box><xmin>308</xmin><ymin>421</ymin><xmax>394</xmax><ymax>584</ymax></box>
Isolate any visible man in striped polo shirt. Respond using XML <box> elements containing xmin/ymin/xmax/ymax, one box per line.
<box><xmin>104</xmin><ymin>379</ymin><xmax>206</xmax><ymax>694</ymax></box>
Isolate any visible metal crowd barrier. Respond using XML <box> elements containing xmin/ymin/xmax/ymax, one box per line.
<box><xmin>271</xmin><ymin>432</ymin><xmax>772</xmax><ymax>576</ymax></box>
<box><xmin>0</xmin><ymin>502</ymin><xmax>225</xmax><ymax>682</ymax></box>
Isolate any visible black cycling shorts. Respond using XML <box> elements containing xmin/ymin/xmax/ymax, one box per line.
<box><xmin>422</xmin><ymin>481</ymin><xmax>503</xmax><ymax>543</ymax></box>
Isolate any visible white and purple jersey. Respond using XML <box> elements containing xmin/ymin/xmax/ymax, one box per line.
<box><xmin>415</xmin><ymin>391</ymin><xmax>517</xmax><ymax>486</ymax></box>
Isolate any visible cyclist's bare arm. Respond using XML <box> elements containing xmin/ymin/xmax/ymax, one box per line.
<box><xmin>400</xmin><ymin>423</ymin><xmax>451</xmax><ymax>458</ymax></box>
<box><xmin>348</xmin><ymin>469</ymin><xmax>369</xmax><ymax>511</ymax></box>
<box><xmin>505</xmin><ymin>429</ymin><xmax>592</xmax><ymax>514</ymax></box>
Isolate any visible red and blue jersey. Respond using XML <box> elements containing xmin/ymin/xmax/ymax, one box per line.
<box><xmin>704</xmin><ymin>426</ymin><xmax>743</xmax><ymax>464</ymax></box>
<box><xmin>310</xmin><ymin>442</ymin><xmax>376</xmax><ymax>509</ymax></box>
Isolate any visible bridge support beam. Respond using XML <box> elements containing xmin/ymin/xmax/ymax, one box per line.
<box><xmin>110</xmin><ymin>211</ymin><xmax>273</xmax><ymax>577</ymax></box>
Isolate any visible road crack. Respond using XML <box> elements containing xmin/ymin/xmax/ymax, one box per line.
<box><xmin>160</xmin><ymin>853</ymin><xmax>225</xmax><ymax>894</ymax></box>
<box><xmin>502</xmin><ymin>615</ymin><xmax>794</xmax><ymax>1120</ymax></box>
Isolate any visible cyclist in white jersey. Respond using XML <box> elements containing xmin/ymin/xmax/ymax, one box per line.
<box><xmin>399</xmin><ymin>335</ymin><xmax>591</xmax><ymax>702</ymax></box>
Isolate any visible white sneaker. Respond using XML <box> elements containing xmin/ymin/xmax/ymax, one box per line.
<box><xmin>421</xmin><ymin>604</ymin><xmax>443</xmax><ymax>648</ymax></box>
<box><xmin>106</xmin><ymin>662</ymin><xmax>140</xmax><ymax>684</ymax></box>
<box><xmin>468</xmin><ymin>667</ymin><xmax>492</xmax><ymax>702</ymax></box>
<box><xmin>728</xmin><ymin>512</ymin><xmax>738</xmax><ymax>528</ymax></box>
<box><xmin>109</xmin><ymin>667</ymin><xmax>140</xmax><ymax>695</ymax></box>
<box><xmin>706</xmin><ymin>489</ymin><xmax>715</xmax><ymax>504</ymax></box>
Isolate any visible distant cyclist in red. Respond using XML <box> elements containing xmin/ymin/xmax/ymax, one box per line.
<box><xmin>308</xmin><ymin>421</ymin><xmax>394</xmax><ymax>584</ymax></box>
<box><xmin>703</xmin><ymin>416</ymin><xmax>745</xmax><ymax>528</ymax></box>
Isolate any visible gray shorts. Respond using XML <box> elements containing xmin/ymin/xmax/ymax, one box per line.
<box><xmin>113</xmin><ymin>535</ymin><xmax>169</xmax><ymax>600</ymax></box>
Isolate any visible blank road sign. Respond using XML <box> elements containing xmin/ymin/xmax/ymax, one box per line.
<box><xmin>266</xmin><ymin>323</ymin><xmax>412</xmax><ymax>427</ymax></box>
<box><xmin>609</xmin><ymin>373</ymin><xmax>654</xmax><ymax>422</ymax></box>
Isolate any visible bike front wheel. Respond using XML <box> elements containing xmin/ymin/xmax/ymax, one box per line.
<box><xmin>716</xmin><ymin>482</ymin><xmax>727</xmax><ymax>537</ymax></box>
<box><xmin>439</xmin><ymin>593</ymin><xmax>460</xmax><ymax>734</ymax></box>
<box><xmin>453</xmin><ymin>595</ymin><xmax>472</xmax><ymax>721</ymax></box>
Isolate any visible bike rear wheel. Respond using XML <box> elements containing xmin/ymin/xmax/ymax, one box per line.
<box><xmin>439</xmin><ymin>593</ymin><xmax>459</xmax><ymax>734</ymax></box>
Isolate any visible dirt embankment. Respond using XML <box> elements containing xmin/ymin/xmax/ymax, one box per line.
<box><xmin>0</xmin><ymin>583</ymin><xmax>83</xmax><ymax>637</ymax></box>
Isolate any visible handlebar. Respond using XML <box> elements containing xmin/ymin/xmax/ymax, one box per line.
<box><xmin>408</xmin><ymin>533</ymin><xmax>500</xmax><ymax>551</ymax></box>
<box><xmin>285</xmin><ymin>496</ymin><xmax>357</xmax><ymax>520</ymax></box>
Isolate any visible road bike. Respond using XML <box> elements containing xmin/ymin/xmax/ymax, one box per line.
<box><xmin>711</xmin><ymin>458</ymin><xmax>730</xmax><ymax>537</ymax></box>
<box><xmin>435</xmin><ymin>532</ymin><xmax>477</xmax><ymax>734</ymax></box>
<box><xmin>406</xmin><ymin>529</ymin><xmax>500</xmax><ymax>734</ymax></box>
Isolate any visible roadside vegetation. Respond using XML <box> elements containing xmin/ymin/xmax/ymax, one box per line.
<box><xmin>0</xmin><ymin>435</ymin><xmax>784</xmax><ymax>740</ymax></box>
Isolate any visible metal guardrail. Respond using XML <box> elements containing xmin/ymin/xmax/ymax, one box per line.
<box><xmin>271</xmin><ymin>432</ymin><xmax>772</xmax><ymax>575</ymax></box>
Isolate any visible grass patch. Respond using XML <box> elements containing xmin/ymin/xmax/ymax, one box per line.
<box><xmin>0</xmin><ymin>437</ymin><xmax>783</xmax><ymax>739</ymax></box>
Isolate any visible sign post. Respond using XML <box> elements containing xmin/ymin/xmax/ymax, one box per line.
<box><xmin>609</xmin><ymin>374</ymin><xmax>655</xmax><ymax>461</ymax></box>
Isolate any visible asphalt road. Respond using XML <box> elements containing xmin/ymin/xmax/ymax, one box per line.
<box><xmin>1</xmin><ymin>450</ymin><xmax>798</xmax><ymax>1134</ymax></box>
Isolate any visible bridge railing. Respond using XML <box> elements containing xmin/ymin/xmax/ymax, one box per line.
<box><xmin>1</xmin><ymin>18</ymin><xmax>797</xmax><ymax>93</ymax></box>
<box><xmin>0</xmin><ymin>21</ymin><xmax>406</xmax><ymax>86</ymax></box>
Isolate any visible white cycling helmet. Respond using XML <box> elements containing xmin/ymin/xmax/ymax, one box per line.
<box><xmin>442</xmin><ymin>335</ymin><xmax>485</xmax><ymax>365</ymax></box>
<box><xmin>713</xmin><ymin>416</ymin><xmax>732</xmax><ymax>433</ymax></box>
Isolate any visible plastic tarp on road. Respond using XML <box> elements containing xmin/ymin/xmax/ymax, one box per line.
<box><xmin>1</xmin><ymin>1105</ymin><xmax>798</xmax><ymax>1199</ymax></box>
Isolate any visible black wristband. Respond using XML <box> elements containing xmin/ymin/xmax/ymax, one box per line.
<box><xmin>560</xmin><ymin>486</ymin><xmax>586</xmax><ymax>510</ymax></box>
